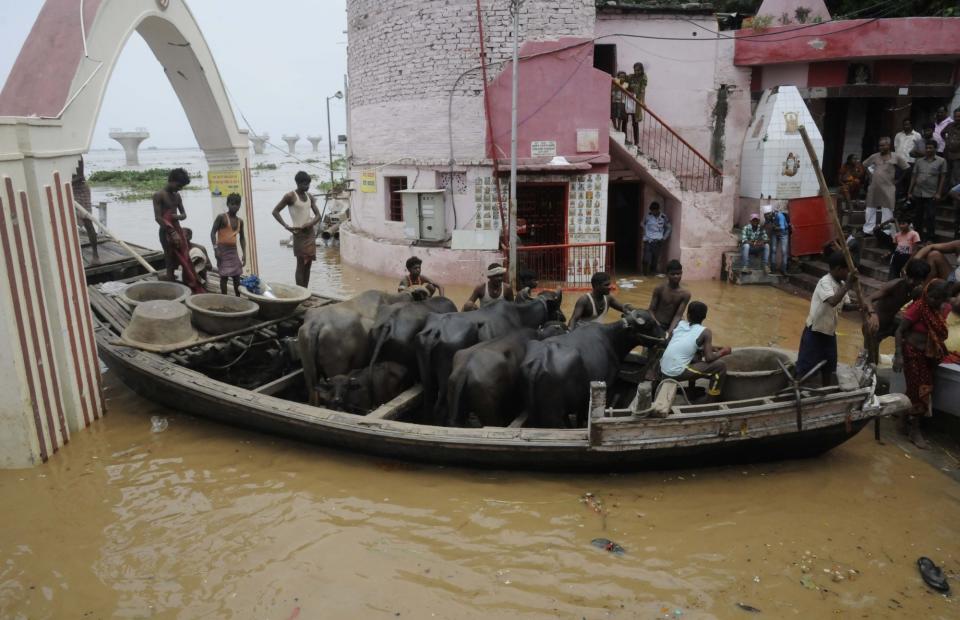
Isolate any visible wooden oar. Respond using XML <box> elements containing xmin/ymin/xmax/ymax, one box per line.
<box><xmin>798</xmin><ymin>125</ymin><xmax>879</xmax><ymax>439</ymax></box>
<box><xmin>73</xmin><ymin>202</ymin><xmax>157</xmax><ymax>274</ymax></box>
<box><xmin>797</xmin><ymin>125</ymin><xmax>867</xmax><ymax>316</ymax></box>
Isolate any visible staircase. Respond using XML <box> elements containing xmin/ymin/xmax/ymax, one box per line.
<box><xmin>611</xmin><ymin>80</ymin><xmax>723</xmax><ymax>194</ymax></box>
<box><xmin>785</xmin><ymin>199</ymin><xmax>958</xmax><ymax>299</ymax></box>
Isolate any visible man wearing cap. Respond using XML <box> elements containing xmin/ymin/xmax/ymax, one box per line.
<box><xmin>740</xmin><ymin>212</ymin><xmax>770</xmax><ymax>274</ymax></box>
<box><xmin>762</xmin><ymin>204</ymin><xmax>791</xmax><ymax>274</ymax></box>
<box><xmin>463</xmin><ymin>263</ymin><xmax>514</xmax><ymax>311</ymax></box>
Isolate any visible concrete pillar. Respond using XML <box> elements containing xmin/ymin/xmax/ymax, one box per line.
<box><xmin>108</xmin><ymin>128</ymin><xmax>149</xmax><ymax>166</ymax></box>
<box><xmin>307</xmin><ymin>136</ymin><xmax>322</xmax><ymax>152</ymax></box>
<box><xmin>282</xmin><ymin>134</ymin><xmax>300</xmax><ymax>154</ymax></box>
<box><xmin>250</xmin><ymin>134</ymin><xmax>269</xmax><ymax>155</ymax></box>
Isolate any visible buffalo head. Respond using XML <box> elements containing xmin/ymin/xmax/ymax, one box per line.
<box><xmin>535</xmin><ymin>288</ymin><xmax>565</xmax><ymax>322</ymax></box>
<box><xmin>623</xmin><ymin>309</ymin><xmax>666</xmax><ymax>345</ymax></box>
<box><xmin>314</xmin><ymin>374</ymin><xmax>366</xmax><ymax>412</ymax></box>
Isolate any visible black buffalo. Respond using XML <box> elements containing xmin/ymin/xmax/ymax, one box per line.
<box><xmin>299</xmin><ymin>290</ymin><xmax>422</xmax><ymax>405</ymax></box>
<box><xmin>521</xmin><ymin>310</ymin><xmax>665</xmax><ymax>428</ymax></box>
<box><xmin>416</xmin><ymin>292</ymin><xmax>563</xmax><ymax>424</ymax></box>
<box><xmin>446</xmin><ymin>323</ymin><xmax>567</xmax><ymax>428</ymax></box>
<box><xmin>368</xmin><ymin>296</ymin><xmax>458</xmax><ymax>371</ymax></box>
<box><xmin>314</xmin><ymin>361</ymin><xmax>413</xmax><ymax>413</ymax></box>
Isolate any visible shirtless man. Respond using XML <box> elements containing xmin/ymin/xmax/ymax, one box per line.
<box><xmin>648</xmin><ymin>259</ymin><xmax>690</xmax><ymax>338</ymax></box>
<box><xmin>398</xmin><ymin>256</ymin><xmax>442</xmax><ymax>297</ymax></box>
<box><xmin>568</xmin><ymin>271</ymin><xmax>634</xmax><ymax>329</ymax></box>
<box><xmin>272</xmin><ymin>171</ymin><xmax>321</xmax><ymax>288</ymax></box>
<box><xmin>914</xmin><ymin>240</ymin><xmax>960</xmax><ymax>290</ymax></box>
<box><xmin>861</xmin><ymin>258</ymin><xmax>930</xmax><ymax>364</ymax></box>
<box><xmin>153</xmin><ymin>167</ymin><xmax>204</xmax><ymax>293</ymax></box>
<box><xmin>463</xmin><ymin>263</ymin><xmax>513</xmax><ymax>311</ymax></box>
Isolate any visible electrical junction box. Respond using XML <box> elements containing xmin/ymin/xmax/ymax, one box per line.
<box><xmin>398</xmin><ymin>189</ymin><xmax>446</xmax><ymax>242</ymax></box>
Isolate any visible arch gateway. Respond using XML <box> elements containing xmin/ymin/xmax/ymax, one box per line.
<box><xmin>0</xmin><ymin>0</ymin><xmax>254</xmax><ymax>467</ymax></box>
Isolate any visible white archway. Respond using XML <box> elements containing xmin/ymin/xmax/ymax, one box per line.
<box><xmin>0</xmin><ymin>0</ymin><xmax>255</xmax><ymax>467</ymax></box>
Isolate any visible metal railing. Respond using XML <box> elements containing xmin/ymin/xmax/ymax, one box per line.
<box><xmin>613</xmin><ymin>80</ymin><xmax>723</xmax><ymax>193</ymax></box>
<box><xmin>517</xmin><ymin>241</ymin><xmax>615</xmax><ymax>290</ymax></box>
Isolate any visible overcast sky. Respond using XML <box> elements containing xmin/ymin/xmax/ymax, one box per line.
<box><xmin>0</xmin><ymin>0</ymin><xmax>348</xmax><ymax>149</ymax></box>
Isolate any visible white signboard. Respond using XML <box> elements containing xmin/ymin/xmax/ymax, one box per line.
<box><xmin>531</xmin><ymin>141</ymin><xmax>557</xmax><ymax>157</ymax></box>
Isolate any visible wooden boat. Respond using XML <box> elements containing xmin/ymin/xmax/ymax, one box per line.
<box><xmin>90</xmin><ymin>274</ymin><xmax>911</xmax><ymax>471</ymax></box>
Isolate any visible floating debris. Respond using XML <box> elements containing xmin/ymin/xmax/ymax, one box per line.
<box><xmin>591</xmin><ymin>538</ymin><xmax>625</xmax><ymax>556</ymax></box>
<box><xmin>580</xmin><ymin>492</ymin><xmax>605</xmax><ymax>515</ymax></box>
<box><xmin>736</xmin><ymin>602</ymin><xmax>761</xmax><ymax>613</ymax></box>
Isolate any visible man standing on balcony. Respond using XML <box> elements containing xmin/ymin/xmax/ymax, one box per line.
<box><xmin>862</xmin><ymin>137</ymin><xmax>909</xmax><ymax>236</ymax></box>
<box><xmin>640</xmin><ymin>202</ymin><xmax>670</xmax><ymax>277</ymax></box>
<box><xmin>626</xmin><ymin>62</ymin><xmax>647</xmax><ymax>147</ymax></box>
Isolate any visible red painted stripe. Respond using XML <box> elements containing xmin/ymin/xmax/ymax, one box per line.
<box><xmin>0</xmin><ymin>180</ymin><xmax>49</xmax><ymax>460</ymax></box>
<box><xmin>19</xmin><ymin>188</ymin><xmax>68</xmax><ymax>446</ymax></box>
<box><xmin>47</xmin><ymin>185</ymin><xmax>91</xmax><ymax>427</ymax></box>
<box><xmin>56</xmin><ymin>178</ymin><xmax>95</xmax><ymax>426</ymax></box>
<box><xmin>6</xmin><ymin>178</ymin><xmax>58</xmax><ymax>453</ymax></box>
<box><xmin>61</xmin><ymin>178</ymin><xmax>104</xmax><ymax>417</ymax></box>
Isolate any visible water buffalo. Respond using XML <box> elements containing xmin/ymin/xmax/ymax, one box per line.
<box><xmin>315</xmin><ymin>361</ymin><xmax>413</xmax><ymax>413</ymax></box>
<box><xmin>368</xmin><ymin>296</ymin><xmax>458</xmax><ymax>371</ymax></box>
<box><xmin>446</xmin><ymin>323</ymin><xmax>568</xmax><ymax>428</ymax></box>
<box><xmin>299</xmin><ymin>289</ymin><xmax>423</xmax><ymax>405</ymax></box>
<box><xmin>521</xmin><ymin>310</ymin><xmax>666</xmax><ymax>428</ymax></box>
<box><xmin>416</xmin><ymin>291</ymin><xmax>563</xmax><ymax>424</ymax></box>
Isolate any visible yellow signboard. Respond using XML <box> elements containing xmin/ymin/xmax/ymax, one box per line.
<box><xmin>208</xmin><ymin>170</ymin><xmax>243</xmax><ymax>197</ymax></box>
<box><xmin>360</xmin><ymin>170</ymin><xmax>377</xmax><ymax>193</ymax></box>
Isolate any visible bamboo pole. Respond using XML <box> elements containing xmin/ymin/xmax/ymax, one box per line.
<box><xmin>72</xmin><ymin>201</ymin><xmax>157</xmax><ymax>274</ymax></box>
<box><xmin>797</xmin><ymin>126</ymin><xmax>868</xmax><ymax>320</ymax></box>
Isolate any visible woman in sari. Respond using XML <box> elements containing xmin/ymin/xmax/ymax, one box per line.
<box><xmin>838</xmin><ymin>154</ymin><xmax>865</xmax><ymax>211</ymax></box>
<box><xmin>893</xmin><ymin>279</ymin><xmax>951</xmax><ymax>448</ymax></box>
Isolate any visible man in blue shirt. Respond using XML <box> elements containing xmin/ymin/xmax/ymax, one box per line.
<box><xmin>762</xmin><ymin>204</ymin><xmax>791</xmax><ymax>274</ymax></box>
<box><xmin>641</xmin><ymin>202</ymin><xmax>671</xmax><ymax>276</ymax></box>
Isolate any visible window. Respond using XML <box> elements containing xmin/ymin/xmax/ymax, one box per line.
<box><xmin>386</xmin><ymin>176</ymin><xmax>407</xmax><ymax>222</ymax></box>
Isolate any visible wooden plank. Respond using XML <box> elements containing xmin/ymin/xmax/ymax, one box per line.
<box><xmin>254</xmin><ymin>368</ymin><xmax>303</xmax><ymax>395</ymax></box>
<box><xmin>365</xmin><ymin>385</ymin><xmax>423</xmax><ymax>421</ymax></box>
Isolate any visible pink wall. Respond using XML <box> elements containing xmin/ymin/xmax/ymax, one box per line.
<box><xmin>735</xmin><ymin>18</ymin><xmax>960</xmax><ymax>67</ymax></box>
<box><xmin>487</xmin><ymin>38</ymin><xmax>610</xmax><ymax>164</ymax></box>
<box><xmin>0</xmin><ymin>0</ymin><xmax>103</xmax><ymax>117</ymax></box>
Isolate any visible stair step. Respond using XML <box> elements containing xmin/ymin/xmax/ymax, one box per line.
<box><xmin>798</xmin><ymin>259</ymin><xmax>885</xmax><ymax>291</ymax></box>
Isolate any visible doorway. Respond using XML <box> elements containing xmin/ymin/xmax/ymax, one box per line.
<box><xmin>606</xmin><ymin>181</ymin><xmax>642</xmax><ymax>272</ymax></box>
<box><xmin>593</xmin><ymin>44</ymin><xmax>617</xmax><ymax>76</ymax></box>
<box><xmin>516</xmin><ymin>184</ymin><xmax>567</xmax><ymax>246</ymax></box>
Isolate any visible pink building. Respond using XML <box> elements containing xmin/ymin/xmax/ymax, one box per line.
<box><xmin>342</xmin><ymin>0</ymin><xmax>960</xmax><ymax>284</ymax></box>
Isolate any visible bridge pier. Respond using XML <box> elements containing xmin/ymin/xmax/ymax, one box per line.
<box><xmin>281</xmin><ymin>134</ymin><xmax>300</xmax><ymax>154</ymax></box>
<box><xmin>108</xmin><ymin>128</ymin><xmax>149</xmax><ymax>166</ymax></box>
<box><xmin>250</xmin><ymin>134</ymin><xmax>269</xmax><ymax>155</ymax></box>
<box><xmin>306</xmin><ymin>136</ymin><xmax>322</xmax><ymax>152</ymax></box>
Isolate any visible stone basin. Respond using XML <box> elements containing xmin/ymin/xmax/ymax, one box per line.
<box><xmin>120</xmin><ymin>281</ymin><xmax>191</xmax><ymax>308</ymax></box>
<box><xmin>184</xmin><ymin>293</ymin><xmax>260</xmax><ymax>335</ymax></box>
<box><xmin>721</xmin><ymin>347</ymin><xmax>795</xmax><ymax>401</ymax></box>
<box><xmin>239</xmin><ymin>282</ymin><xmax>311</xmax><ymax>320</ymax></box>
<box><xmin>121</xmin><ymin>300</ymin><xmax>199</xmax><ymax>352</ymax></box>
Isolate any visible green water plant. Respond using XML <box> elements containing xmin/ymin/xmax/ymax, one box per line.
<box><xmin>88</xmin><ymin>168</ymin><xmax>201</xmax><ymax>202</ymax></box>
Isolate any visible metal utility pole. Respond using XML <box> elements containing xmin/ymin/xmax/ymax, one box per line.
<box><xmin>326</xmin><ymin>91</ymin><xmax>344</xmax><ymax>186</ymax></box>
<box><xmin>508</xmin><ymin>0</ymin><xmax>521</xmax><ymax>289</ymax></box>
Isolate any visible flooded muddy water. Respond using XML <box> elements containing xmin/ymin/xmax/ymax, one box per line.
<box><xmin>1</xmin><ymin>149</ymin><xmax>957</xmax><ymax>618</ymax></box>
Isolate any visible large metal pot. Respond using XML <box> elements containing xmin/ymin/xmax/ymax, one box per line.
<box><xmin>720</xmin><ymin>347</ymin><xmax>795</xmax><ymax>401</ymax></box>
<box><xmin>184</xmin><ymin>293</ymin><xmax>260</xmax><ymax>335</ymax></box>
<box><xmin>120</xmin><ymin>281</ymin><xmax>191</xmax><ymax>308</ymax></box>
<box><xmin>238</xmin><ymin>282</ymin><xmax>310</xmax><ymax>320</ymax></box>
